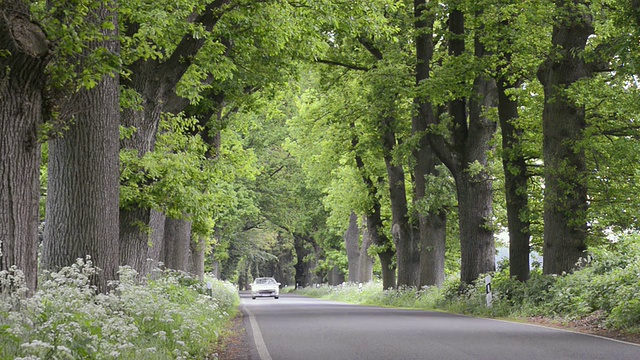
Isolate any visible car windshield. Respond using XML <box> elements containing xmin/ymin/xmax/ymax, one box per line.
<box><xmin>255</xmin><ymin>278</ymin><xmax>276</xmax><ymax>284</ymax></box>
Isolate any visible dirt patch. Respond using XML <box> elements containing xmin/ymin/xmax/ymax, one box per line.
<box><xmin>213</xmin><ymin>312</ymin><xmax>251</xmax><ymax>360</ymax></box>
<box><xmin>525</xmin><ymin>312</ymin><xmax>640</xmax><ymax>345</ymax></box>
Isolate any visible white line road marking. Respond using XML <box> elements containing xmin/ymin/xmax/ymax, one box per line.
<box><xmin>244</xmin><ymin>304</ymin><xmax>273</xmax><ymax>360</ymax></box>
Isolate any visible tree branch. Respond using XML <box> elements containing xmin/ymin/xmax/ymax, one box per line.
<box><xmin>315</xmin><ymin>58</ymin><xmax>370</xmax><ymax>71</ymax></box>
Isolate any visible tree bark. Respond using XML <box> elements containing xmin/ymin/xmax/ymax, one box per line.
<box><xmin>537</xmin><ymin>0</ymin><xmax>593</xmax><ymax>275</ymax></box>
<box><xmin>41</xmin><ymin>3</ymin><xmax>120</xmax><ymax>293</ymax></box>
<box><xmin>327</xmin><ymin>265</ymin><xmax>344</xmax><ymax>286</ymax></box>
<box><xmin>163</xmin><ymin>217</ymin><xmax>192</xmax><ymax>272</ymax></box>
<box><xmin>344</xmin><ymin>211</ymin><xmax>360</xmax><ymax>283</ymax></box>
<box><xmin>146</xmin><ymin>210</ymin><xmax>166</xmax><ymax>274</ymax></box>
<box><xmin>381</xmin><ymin>116</ymin><xmax>419</xmax><ymax>288</ymax></box>
<box><xmin>498</xmin><ymin>77</ymin><xmax>530</xmax><ymax>281</ymax></box>
<box><xmin>414</xmin><ymin>0</ymin><xmax>446</xmax><ymax>288</ymax></box>
<box><xmin>357</xmin><ymin>216</ymin><xmax>374</xmax><ymax>283</ymax></box>
<box><xmin>189</xmin><ymin>235</ymin><xmax>206</xmax><ymax>281</ymax></box>
<box><xmin>364</xmin><ymin>212</ymin><xmax>396</xmax><ymax>290</ymax></box>
<box><xmin>0</xmin><ymin>3</ymin><xmax>48</xmax><ymax>293</ymax></box>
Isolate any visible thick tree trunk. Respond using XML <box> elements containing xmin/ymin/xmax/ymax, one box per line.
<box><xmin>189</xmin><ymin>236</ymin><xmax>205</xmax><ymax>281</ymax></box>
<box><xmin>211</xmin><ymin>259</ymin><xmax>221</xmax><ymax>279</ymax></box>
<box><xmin>498</xmin><ymin>78</ymin><xmax>531</xmax><ymax>281</ymax></box>
<box><xmin>163</xmin><ymin>217</ymin><xmax>192</xmax><ymax>272</ymax></box>
<box><xmin>537</xmin><ymin>1</ymin><xmax>593</xmax><ymax>275</ymax></box>
<box><xmin>419</xmin><ymin>210</ymin><xmax>447</xmax><ymax>287</ymax></box>
<box><xmin>120</xmin><ymin>208</ymin><xmax>165</xmax><ymax>279</ymax></box>
<box><xmin>351</xmin><ymin>133</ymin><xmax>396</xmax><ymax>289</ymax></box>
<box><xmin>357</xmin><ymin>217</ymin><xmax>374</xmax><ymax>283</ymax></box>
<box><xmin>414</xmin><ymin>0</ymin><xmax>446</xmax><ymax>288</ymax></box>
<box><xmin>327</xmin><ymin>265</ymin><xmax>344</xmax><ymax>286</ymax></box>
<box><xmin>146</xmin><ymin>210</ymin><xmax>166</xmax><ymax>274</ymax></box>
<box><xmin>456</xmin><ymin>171</ymin><xmax>496</xmax><ymax>284</ymax></box>
<box><xmin>0</xmin><ymin>4</ymin><xmax>48</xmax><ymax>293</ymax></box>
<box><xmin>363</xmin><ymin>212</ymin><xmax>396</xmax><ymax>290</ymax></box>
<box><xmin>120</xmin><ymin>207</ymin><xmax>151</xmax><ymax>275</ymax></box>
<box><xmin>344</xmin><ymin>211</ymin><xmax>360</xmax><ymax>283</ymax></box>
<box><xmin>382</xmin><ymin>117</ymin><xmax>419</xmax><ymax>288</ymax></box>
<box><xmin>41</xmin><ymin>4</ymin><xmax>120</xmax><ymax>293</ymax></box>
<box><xmin>119</xmin><ymin>67</ymin><xmax>164</xmax><ymax>272</ymax></box>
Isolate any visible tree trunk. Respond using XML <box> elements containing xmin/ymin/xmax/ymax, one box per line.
<box><xmin>120</xmin><ymin>207</ymin><xmax>151</xmax><ymax>275</ymax></box>
<box><xmin>0</xmin><ymin>3</ymin><xmax>48</xmax><ymax>293</ymax></box>
<box><xmin>363</xmin><ymin>212</ymin><xmax>396</xmax><ymax>290</ymax></box>
<box><xmin>327</xmin><ymin>265</ymin><xmax>344</xmax><ymax>286</ymax></box>
<box><xmin>211</xmin><ymin>259</ymin><xmax>221</xmax><ymax>279</ymax></box>
<box><xmin>189</xmin><ymin>235</ymin><xmax>205</xmax><ymax>281</ymax></box>
<box><xmin>351</xmin><ymin>133</ymin><xmax>396</xmax><ymax>289</ymax></box>
<box><xmin>357</xmin><ymin>216</ymin><xmax>374</xmax><ymax>283</ymax></box>
<box><xmin>41</xmin><ymin>3</ymin><xmax>120</xmax><ymax>293</ymax></box>
<box><xmin>146</xmin><ymin>210</ymin><xmax>166</xmax><ymax>275</ymax></box>
<box><xmin>414</xmin><ymin>0</ymin><xmax>446</xmax><ymax>288</ymax></box>
<box><xmin>119</xmin><ymin>66</ymin><xmax>165</xmax><ymax>273</ymax></box>
<box><xmin>498</xmin><ymin>78</ymin><xmax>530</xmax><ymax>281</ymax></box>
<box><xmin>344</xmin><ymin>211</ymin><xmax>360</xmax><ymax>283</ymax></box>
<box><xmin>293</xmin><ymin>234</ymin><xmax>311</xmax><ymax>287</ymax></box>
<box><xmin>537</xmin><ymin>1</ymin><xmax>593</xmax><ymax>275</ymax></box>
<box><xmin>163</xmin><ymin>217</ymin><xmax>192</xmax><ymax>272</ymax></box>
<box><xmin>381</xmin><ymin>116</ymin><xmax>419</xmax><ymax>288</ymax></box>
<box><xmin>456</xmin><ymin>171</ymin><xmax>496</xmax><ymax>284</ymax></box>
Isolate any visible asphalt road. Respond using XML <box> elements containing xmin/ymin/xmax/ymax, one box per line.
<box><xmin>241</xmin><ymin>292</ymin><xmax>640</xmax><ymax>360</ymax></box>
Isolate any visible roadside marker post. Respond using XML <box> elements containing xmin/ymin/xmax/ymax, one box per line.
<box><xmin>485</xmin><ymin>275</ymin><xmax>492</xmax><ymax>308</ymax></box>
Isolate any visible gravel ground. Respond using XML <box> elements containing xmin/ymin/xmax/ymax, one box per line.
<box><xmin>525</xmin><ymin>313</ymin><xmax>640</xmax><ymax>345</ymax></box>
<box><xmin>215</xmin><ymin>312</ymin><xmax>251</xmax><ymax>360</ymax></box>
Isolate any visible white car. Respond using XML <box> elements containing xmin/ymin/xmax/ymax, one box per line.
<box><xmin>250</xmin><ymin>277</ymin><xmax>280</xmax><ymax>299</ymax></box>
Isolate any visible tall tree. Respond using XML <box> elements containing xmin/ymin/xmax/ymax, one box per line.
<box><xmin>426</xmin><ymin>4</ymin><xmax>497</xmax><ymax>284</ymax></box>
<box><xmin>353</xmin><ymin>146</ymin><xmax>396</xmax><ymax>289</ymax></box>
<box><xmin>498</xmin><ymin>76</ymin><xmax>531</xmax><ymax>281</ymax></box>
<box><xmin>118</xmin><ymin>0</ymin><xmax>231</xmax><ymax>276</ymax></box>
<box><xmin>41</xmin><ymin>0</ymin><xmax>120</xmax><ymax>292</ymax></box>
<box><xmin>537</xmin><ymin>0</ymin><xmax>594</xmax><ymax>274</ymax></box>
<box><xmin>356</xmin><ymin>35</ymin><xmax>419</xmax><ymax>287</ymax></box>
<box><xmin>413</xmin><ymin>0</ymin><xmax>446</xmax><ymax>287</ymax></box>
<box><xmin>0</xmin><ymin>0</ymin><xmax>49</xmax><ymax>292</ymax></box>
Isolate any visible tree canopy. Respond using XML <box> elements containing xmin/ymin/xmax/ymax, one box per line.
<box><xmin>2</xmin><ymin>0</ymin><xmax>640</xmax><ymax>295</ymax></box>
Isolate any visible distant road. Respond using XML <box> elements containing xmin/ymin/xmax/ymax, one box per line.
<box><xmin>241</xmin><ymin>293</ymin><xmax>640</xmax><ymax>360</ymax></box>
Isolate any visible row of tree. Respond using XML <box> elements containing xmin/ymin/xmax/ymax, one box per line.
<box><xmin>284</xmin><ymin>0</ymin><xmax>640</xmax><ymax>289</ymax></box>
<box><xmin>2</xmin><ymin>0</ymin><xmax>640</xmax><ymax>295</ymax></box>
<box><xmin>1</xmin><ymin>0</ymin><xmax>331</xmax><ymax>293</ymax></box>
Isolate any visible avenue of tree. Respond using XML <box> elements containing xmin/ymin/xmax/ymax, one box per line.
<box><xmin>2</xmin><ymin>0</ymin><xmax>640</xmax><ymax>294</ymax></box>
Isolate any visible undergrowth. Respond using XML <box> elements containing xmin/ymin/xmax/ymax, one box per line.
<box><xmin>296</xmin><ymin>235</ymin><xmax>640</xmax><ymax>334</ymax></box>
<box><xmin>0</xmin><ymin>258</ymin><xmax>239</xmax><ymax>360</ymax></box>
